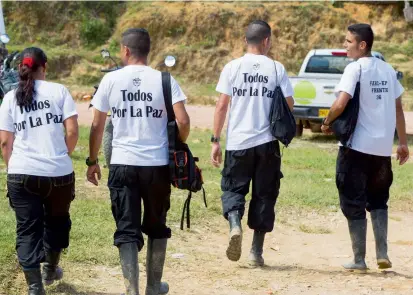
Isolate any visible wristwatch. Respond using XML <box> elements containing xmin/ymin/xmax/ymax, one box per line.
<box><xmin>86</xmin><ymin>157</ymin><xmax>98</xmax><ymax>166</ymax></box>
<box><xmin>211</xmin><ymin>135</ymin><xmax>220</xmax><ymax>143</ymax></box>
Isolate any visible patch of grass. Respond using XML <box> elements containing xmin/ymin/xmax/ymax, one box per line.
<box><xmin>299</xmin><ymin>224</ymin><xmax>332</xmax><ymax>234</ymax></box>
<box><xmin>389</xmin><ymin>215</ymin><xmax>402</xmax><ymax>222</ymax></box>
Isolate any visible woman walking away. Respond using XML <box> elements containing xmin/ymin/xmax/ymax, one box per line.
<box><xmin>0</xmin><ymin>47</ymin><xmax>78</xmax><ymax>295</ymax></box>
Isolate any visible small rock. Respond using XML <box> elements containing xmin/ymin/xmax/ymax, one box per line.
<box><xmin>334</xmin><ymin>255</ymin><xmax>351</xmax><ymax>258</ymax></box>
<box><xmin>171</xmin><ymin>253</ymin><xmax>185</xmax><ymax>259</ymax></box>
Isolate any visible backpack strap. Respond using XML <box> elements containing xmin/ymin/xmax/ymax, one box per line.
<box><xmin>162</xmin><ymin>72</ymin><xmax>175</xmax><ymax>122</ymax></box>
<box><xmin>180</xmin><ymin>191</ymin><xmax>192</xmax><ymax>230</ymax></box>
<box><xmin>180</xmin><ymin>187</ymin><xmax>207</xmax><ymax>230</ymax></box>
<box><xmin>162</xmin><ymin>72</ymin><xmax>177</xmax><ymax>181</ymax></box>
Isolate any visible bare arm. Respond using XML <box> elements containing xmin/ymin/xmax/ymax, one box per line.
<box><xmin>63</xmin><ymin>115</ymin><xmax>79</xmax><ymax>155</ymax></box>
<box><xmin>89</xmin><ymin>109</ymin><xmax>107</xmax><ymax>161</ymax></box>
<box><xmin>323</xmin><ymin>92</ymin><xmax>351</xmax><ymax>126</ymax></box>
<box><xmin>0</xmin><ymin>131</ymin><xmax>14</xmax><ymax>168</ymax></box>
<box><xmin>286</xmin><ymin>96</ymin><xmax>294</xmax><ymax>112</ymax></box>
<box><xmin>210</xmin><ymin>93</ymin><xmax>230</xmax><ymax>167</ymax></box>
<box><xmin>396</xmin><ymin>97</ymin><xmax>407</xmax><ymax>145</ymax></box>
<box><xmin>213</xmin><ymin>94</ymin><xmax>230</xmax><ymax>139</ymax></box>
<box><xmin>173</xmin><ymin>101</ymin><xmax>190</xmax><ymax>143</ymax></box>
<box><xmin>395</xmin><ymin>96</ymin><xmax>409</xmax><ymax>165</ymax></box>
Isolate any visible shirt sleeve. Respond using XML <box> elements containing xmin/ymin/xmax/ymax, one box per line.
<box><xmin>335</xmin><ymin>62</ymin><xmax>360</xmax><ymax>98</ymax></box>
<box><xmin>0</xmin><ymin>92</ymin><xmax>15</xmax><ymax>132</ymax></box>
<box><xmin>61</xmin><ymin>87</ymin><xmax>78</xmax><ymax>121</ymax></box>
<box><xmin>90</xmin><ymin>74</ymin><xmax>111</xmax><ymax>113</ymax></box>
<box><xmin>170</xmin><ymin>75</ymin><xmax>187</xmax><ymax>105</ymax></box>
<box><xmin>216</xmin><ymin>63</ymin><xmax>232</xmax><ymax>96</ymax></box>
<box><xmin>277</xmin><ymin>63</ymin><xmax>294</xmax><ymax>98</ymax></box>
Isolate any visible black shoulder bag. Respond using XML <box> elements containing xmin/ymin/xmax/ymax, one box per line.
<box><xmin>269</xmin><ymin>62</ymin><xmax>296</xmax><ymax>148</ymax></box>
<box><xmin>331</xmin><ymin>63</ymin><xmax>362</xmax><ymax>147</ymax></box>
<box><xmin>161</xmin><ymin>72</ymin><xmax>207</xmax><ymax>230</ymax></box>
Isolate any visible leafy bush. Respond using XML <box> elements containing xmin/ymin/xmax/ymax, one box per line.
<box><xmin>80</xmin><ymin>18</ymin><xmax>112</xmax><ymax>48</ymax></box>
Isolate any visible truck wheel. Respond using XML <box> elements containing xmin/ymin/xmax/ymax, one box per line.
<box><xmin>296</xmin><ymin>122</ymin><xmax>303</xmax><ymax>137</ymax></box>
<box><xmin>102</xmin><ymin>117</ymin><xmax>113</xmax><ymax>168</ymax></box>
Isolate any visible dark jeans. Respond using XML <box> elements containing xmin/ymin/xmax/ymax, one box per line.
<box><xmin>221</xmin><ymin>140</ymin><xmax>283</xmax><ymax>232</ymax></box>
<box><xmin>7</xmin><ymin>172</ymin><xmax>75</xmax><ymax>270</ymax></box>
<box><xmin>336</xmin><ymin>147</ymin><xmax>393</xmax><ymax>220</ymax></box>
<box><xmin>108</xmin><ymin>165</ymin><xmax>171</xmax><ymax>251</ymax></box>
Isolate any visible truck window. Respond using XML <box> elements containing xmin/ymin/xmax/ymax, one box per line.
<box><xmin>305</xmin><ymin>55</ymin><xmax>353</xmax><ymax>74</ymax></box>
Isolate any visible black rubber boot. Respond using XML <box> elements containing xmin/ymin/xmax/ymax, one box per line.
<box><xmin>24</xmin><ymin>268</ymin><xmax>46</xmax><ymax>295</ymax></box>
<box><xmin>342</xmin><ymin>219</ymin><xmax>368</xmax><ymax>273</ymax></box>
<box><xmin>42</xmin><ymin>251</ymin><xmax>63</xmax><ymax>286</ymax></box>
<box><xmin>226</xmin><ymin>210</ymin><xmax>242</xmax><ymax>262</ymax></box>
<box><xmin>371</xmin><ymin>209</ymin><xmax>392</xmax><ymax>269</ymax></box>
<box><xmin>249</xmin><ymin>231</ymin><xmax>265</xmax><ymax>267</ymax></box>
<box><xmin>145</xmin><ymin>238</ymin><xmax>169</xmax><ymax>295</ymax></box>
<box><xmin>119</xmin><ymin>243</ymin><xmax>139</xmax><ymax>295</ymax></box>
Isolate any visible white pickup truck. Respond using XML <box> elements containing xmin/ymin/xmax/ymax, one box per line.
<box><xmin>291</xmin><ymin>49</ymin><xmax>403</xmax><ymax>136</ymax></box>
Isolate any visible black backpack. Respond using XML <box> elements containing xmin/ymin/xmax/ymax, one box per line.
<box><xmin>269</xmin><ymin>62</ymin><xmax>296</xmax><ymax>147</ymax></box>
<box><xmin>161</xmin><ymin>72</ymin><xmax>207</xmax><ymax>230</ymax></box>
<box><xmin>331</xmin><ymin>63</ymin><xmax>361</xmax><ymax>147</ymax></box>
<box><xmin>0</xmin><ymin>69</ymin><xmax>19</xmax><ymax>102</ymax></box>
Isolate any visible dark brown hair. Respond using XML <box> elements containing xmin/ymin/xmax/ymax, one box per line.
<box><xmin>121</xmin><ymin>28</ymin><xmax>151</xmax><ymax>58</ymax></box>
<box><xmin>348</xmin><ymin>23</ymin><xmax>374</xmax><ymax>52</ymax></box>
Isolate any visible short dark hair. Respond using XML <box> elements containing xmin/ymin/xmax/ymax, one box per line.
<box><xmin>348</xmin><ymin>23</ymin><xmax>374</xmax><ymax>52</ymax></box>
<box><xmin>121</xmin><ymin>28</ymin><xmax>150</xmax><ymax>57</ymax></box>
<box><xmin>246</xmin><ymin>20</ymin><xmax>271</xmax><ymax>45</ymax></box>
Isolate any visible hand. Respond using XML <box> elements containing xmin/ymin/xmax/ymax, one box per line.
<box><xmin>397</xmin><ymin>144</ymin><xmax>409</xmax><ymax>165</ymax></box>
<box><xmin>211</xmin><ymin>142</ymin><xmax>222</xmax><ymax>168</ymax></box>
<box><xmin>321</xmin><ymin>124</ymin><xmax>333</xmax><ymax>135</ymax></box>
<box><xmin>87</xmin><ymin>164</ymin><xmax>101</xmax><ymax>186</ymax></box>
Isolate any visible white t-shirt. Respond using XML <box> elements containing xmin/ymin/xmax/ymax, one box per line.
<box><xmin>91</xmin><ymin>65</ymin><xmax>186</xmax><ymax>166</ymax></box>
<box><xmin>335</xmin><ymin>57</ymin><xmax>404</xmax><ymax>156</ymax></box>
<box><xmin>0</xmin><ymin>81</ymin><xmax>78</xmax><ymax>176</ymax></box>
<box><xmin>216</xmin><ymin>53</ymin><xmax>294</xmax><ymax>151</ymax></box>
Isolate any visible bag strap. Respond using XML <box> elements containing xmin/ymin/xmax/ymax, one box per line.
<box><xmin>273</xmin><ymin>61</ymin><xmax>279</xmax><ymax>87</ymax></box>
<box><xmin>180</xmin><ymin>192</ymin><xmax>192</xmax><ymax>230</ymax></box>
<box><xmin>162</xmin><ymin>72</ymin><xmax>175</xmax><ymax>122</ymax></box>
<box><xmin>162</xmin><ymin>72</ymin><xmax>177</xmax><ymax>180</ymax></box>
<box><xmin>345</xmin><ymin>62</ymin><xmax>362</xmax><ymax>149</ymax></box>
<box><xmin>180</xmin><ymin>186</ymin><xmax>207</xmax><ymax>230</ymax></box>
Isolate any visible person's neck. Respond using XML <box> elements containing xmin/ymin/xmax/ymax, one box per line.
<box><xmin>32</xmin><ymin>73</ymin><xmax>45</xmax><ymax>80</ymax></box>
<box><xmin>246</xmin><ymin>47</ymin><xmax>266</xmax><ymax>56</ymax></box>
<box><xmin>356</xmin><ymin>51</ymin><xmax>372</xmax><ymax>60</ymax></box>
<box><xmin>127</xmin><ymin>56</ymin><xmax>148</xmax><ymax>66</ymax></box>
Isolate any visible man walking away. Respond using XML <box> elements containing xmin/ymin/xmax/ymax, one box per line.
<box><xmin>321</xmin><ymin>23</ymin><xmax>409</xmax><ymax>272</ymax></box>
<box><xmin>211</xmin><ymin>20</ymin><xmax>294</xmax><ymax>266</ymax></box>
<box><xmin>86</xmin><ymin>28</ymin><xmax>190</xmax><ymax>294</ymax></box>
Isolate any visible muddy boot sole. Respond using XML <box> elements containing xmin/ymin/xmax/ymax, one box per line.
<box><xmin>377</xmin><ymin>258</ymin><xmax>392</xmax><ymax>269</ymax></box>
<box><xmin>226</xmin><ymin>228</ymin><xmax>242</xmax><ymax>261</ymax></box>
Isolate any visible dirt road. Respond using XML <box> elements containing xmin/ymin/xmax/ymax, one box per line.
<box><xmin>76</xmin><ymin>102</ymin><xmax>413</xmax><ymax>135</ymax></box>
<box><xmin>9</xmin><ymin>210</ymin><xmax>413</xmax><ymax>295</ymax></box>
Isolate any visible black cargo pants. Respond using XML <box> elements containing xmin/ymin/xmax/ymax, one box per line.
<box><xmin>108</xmin><ymin>165</ymin><xmax>171</xmax><ymax>251</ymax></box>
<box><xmin>336</xmin><ymin>147</ymin><xmax>393</xmax><ymax>220</ymax></box>
<box><xmin>7</xmin><ymin>172</ymin><xmax>75</xmax><ymax>270</ymax></box>
<box><xmin>221</xmin><ymin>140</ymin><xmax>283</xmax><ymax>232</ymax></box>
